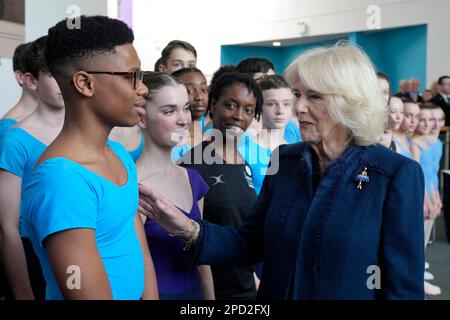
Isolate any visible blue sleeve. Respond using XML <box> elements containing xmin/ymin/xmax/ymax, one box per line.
<box><xmin>284</xmin><ymin>120</ymin><xmax>302</xmax><ymax>144</ymax></box>
<box><xmin>0</xmin><ymin>119</ymin><xmax>17</xmax><ymax>137</ymax></box>
<box><xmin>126</xmin><ymin>135</ymin><xmax>144</xmax><ymax>163</ymax></box>
<box><xmin>380</xmin><ymin>159</ymin><xmax>425</xmax><ymax>299</ymax></box>
<box><xmin>25</xmin><ymin>167</ymin><xmax>98</xmax><ymax>248</ymax></box>
<box><xmin>0</xmin><ymin>132</ymin><xmax>27</xmax><ymax>177</ymax></box>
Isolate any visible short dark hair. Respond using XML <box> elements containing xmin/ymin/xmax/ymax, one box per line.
<box><xmin>438</xmin><ymin>75</ymin><xmax>450</xmax><ymax>85</ymax></box>
<box><xmin>160</xmin><ymin>40</ymin><xmax>197</xmax><ymax>66</ymax></box>
<box><xmin>45</xmin><ymin>15</ymin><xmax>134</xmax><ymax>76</ymax></box>
<box><xmin>12</xmin><ymin>42</ymin><xmax>30</xmax><ymax>72</ymax></box>
<box><xmin>143</xmin><ymin>72</ymin><xmax>183</xmax><ymax>102</ymax></box>
<box><xmin>236</xmin><ymin>57</ymin><xmax>274</xmax><ymax>76</ymax></box>
<box><xmin>171</xmin><ymin>67</ymin><xmax>204</xmax><ymax>79</ymax></box>
<box><xmin>154</xmin><ymin>57</ymin><xmax>162</xmax><ymax>72</ymax></box>
<box><xmin>208</xmin><ymin>72</ymin><xmax>263</xmax><ymax>120</ymax></box>
<box><xmin>258</xmin><ymin>74</ymin><xmax>290</xmax><ymax>91</ymax></box>
<box><xmin>210</xmin><ymin>64</ymin><xmax>236</xmax><ymax>89</ymax></box>
<box><xmin>376</xmin><ymin>71</ymin><xmax>390</xmax><ymax>84</ymax></box>
<box><xmin>23</xmin><ymin>36</ymin><xmax>49</xmax><ymax>79</ymax></box>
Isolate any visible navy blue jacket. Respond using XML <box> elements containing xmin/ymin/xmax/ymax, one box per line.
<box><xmin>191</xmin><ymin>143</ymin><xmax>425</xmax><ymax>299</ymax></box>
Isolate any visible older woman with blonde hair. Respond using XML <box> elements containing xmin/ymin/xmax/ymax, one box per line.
<box><xmin>138</xmin><ymin>43</ymin><xmax>425</xmax><ymax>299</ymax></box>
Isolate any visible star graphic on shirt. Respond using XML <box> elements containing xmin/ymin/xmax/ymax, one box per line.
<box><xmin>209</xmin><ymin>174</ymin><xmax>226</xmax><ymax>186</ymax></box>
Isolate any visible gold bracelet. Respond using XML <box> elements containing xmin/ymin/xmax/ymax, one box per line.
<box><xmin>183</xmin><ymin>219</ymin><xmax>199</xmax><ymax>251</ymax></box>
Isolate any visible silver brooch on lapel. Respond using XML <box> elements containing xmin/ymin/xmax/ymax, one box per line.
<box><xmin>354</xmin><ymin>167</ymin><xmax>369</xmax><ymax>190</ymax></box>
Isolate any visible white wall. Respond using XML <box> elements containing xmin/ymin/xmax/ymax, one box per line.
<box><xmin>133</xmin><ymin>0</ymin><xmax>450</xmax><ymax>85</ymax></box>
<box><xmin>25</xmin><ymin>0</ymin><xmax>110</xmax><ymax>41</ymax></box>
<box><xmin>0</xmin><ymin>0</ymin><xmax>113</xmax><ymax>117</ymax></box>
<box><xmin>0</xmin><ymin>59</ymin><xmax>21</xmax><ymax>117</ymax></box>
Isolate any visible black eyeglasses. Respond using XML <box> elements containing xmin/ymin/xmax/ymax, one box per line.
<box><xmin>85</xmin><ymin>70</ymin><xmax>144</xmax><ymax>89</ymax></box>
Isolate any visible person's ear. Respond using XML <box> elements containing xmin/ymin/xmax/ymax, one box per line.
<box><xmin>14</xmin><ymin>70</ymin><xmax>24</xmax><ymax>86</ymax></box>
<box><xmin>137</xmin><ymin>104</ymin><xmax>147</xmax><ymax>129</ymax></box>
<box><xmin>72</xmin><ymin>71</ymin><xmax>94</xmax><ymax>97</ymax></box>
<box><xmin>23</xmin><ymin>73</ymin><xmax>38</xmax><ymax>91</ymax></box>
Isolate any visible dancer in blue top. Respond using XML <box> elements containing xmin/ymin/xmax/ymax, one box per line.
<box><xmin>21</xmin><ymin>15</ymin><xmax>157</xmax><ymax>300</ymax></box>
<box><xmin>242</xmin><ymin>75</ymin><xmax>295</xmax><ymax>195</ymax></box>
<box><xmin>430</xmin><ymin>105</ymin><xmax>445</xmax><ymax>203</ymax></box>
<box><xmin>389</xmin><ymin>96</ymin><xmax>405</xmax><ymax>152</ymax></box>
<box><xmin>0</xmin><ymin>118</ymin><xmax>17</xmax><ymax>137</ymax></box>
<box><xmin>158</xmin><ymin>40</ymin><xmax>197</xmax><ymax>74</ymax></box>
<box><xmin>0</xmin><ymin>42</ymin><xmax>38</xmax><ymax>136</ymax></box>
<box><xmin>410</xmin><ymin>104</ymin><xmax>441</xmax><ymax>296</ymax></box>
<box><xmin>136</xmin><ymin>72</ymin><xmax>214</xmax><ymax>299</ymax></box>
<box><xmin>172</xmin><ymin>68</ymin><xmax>209</xmax><ymax>149</ymax></box>
<box><xmin>23</xmin><ymin>141</ymin><xmax>146</xmax><ymax>299</ymax></box>
<box><xmin>236</xmin><ymin>58</ymin><xmax>301</xmax><ymax>143</ymax></box>
<box><xmin>394</xmin><ymin>101</ymin><xmax>420</xmax><ymax>159</ymax></box>
<box><xmin>411</xmin><ymin>107</ymin><xmax>435</xmax><ymax>195</ymax></box>
<box><xmin>0</xmin><ymin>36</ymin><xmax>64</xmax><ymax>300</ymax></box>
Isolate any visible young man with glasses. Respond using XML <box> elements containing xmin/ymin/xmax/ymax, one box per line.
<box><xmin>20</xmin><ymin>15</ymin><xmax>158</xmax><ymax>300</ymax></box>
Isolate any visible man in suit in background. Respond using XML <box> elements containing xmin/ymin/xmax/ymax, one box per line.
<box><xmin>430</xmin><ymin>76</ymin><xmax>450</xmax><ymax>127</ymax></box>
<box><xmin>403</xmin><ymin>78</ymin><xmax>424</xmax><ymax>103</ymax></box>
<box><xmin>395</xmin><ymin>79</ymin><xmax>409</xmax><ymax>97</ymax></box>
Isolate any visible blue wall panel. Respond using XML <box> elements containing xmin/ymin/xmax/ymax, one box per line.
<box><xmin>220</xmin><ymin>25</ymin><xmax>427</xmax><ymax>93</ymax></box>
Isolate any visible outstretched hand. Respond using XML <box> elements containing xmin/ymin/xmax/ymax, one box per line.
<box><xmin>138</xmin><ymin>184</ymin><xmax>192</xmax><ymax>237</ymax></box>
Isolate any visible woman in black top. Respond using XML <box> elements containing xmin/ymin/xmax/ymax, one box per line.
<box><xmin>178</xmin><ymin>72</ymin><xmax>263</xmax><ymax>299</ymax></box>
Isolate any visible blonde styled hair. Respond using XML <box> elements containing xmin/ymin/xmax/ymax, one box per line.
<box><xmin>284</xmin><ymin>42</ymin><xmax>387</xmax><ymax>146</ymax></box>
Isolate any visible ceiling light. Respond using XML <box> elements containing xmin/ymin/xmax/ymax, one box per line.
<box><xmin>272</xmin><ymin>41</ymin><xmax>281</xmax><ymax>47</ymax></box>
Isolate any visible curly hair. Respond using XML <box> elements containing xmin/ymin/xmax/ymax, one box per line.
<box><xmin>208</xmin><ymin>71</ymin><xmax>263</xmax><ymax>120</ymax></box>
<box><xmin>45</xmin><ymin>15</ymin><xmax>134</xmax><ymax>76</ymax></box>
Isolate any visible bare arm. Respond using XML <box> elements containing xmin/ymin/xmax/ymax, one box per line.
<box><xmin>410</xmin><ymin>144</ymin><xmax>420</xmax><ymax>162</ymax></box>
<box><xmin>134</xmin><ymin>213</ymin><xmax>159</xmax><ymax>300</ymax></box>
<box><xmin>0</xmin><ymin>170</ymin><xmax>34</xmax><ymax>299</ymax></box>
<box><xmin>196</xmin><ymin>199</ymin><xmax>215</xmax><ymax>300</ymax></box>
<box><xmin>44</xmin><ymin>228</ymin><xmax>112</xmax><ymax>299</ymax></box>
